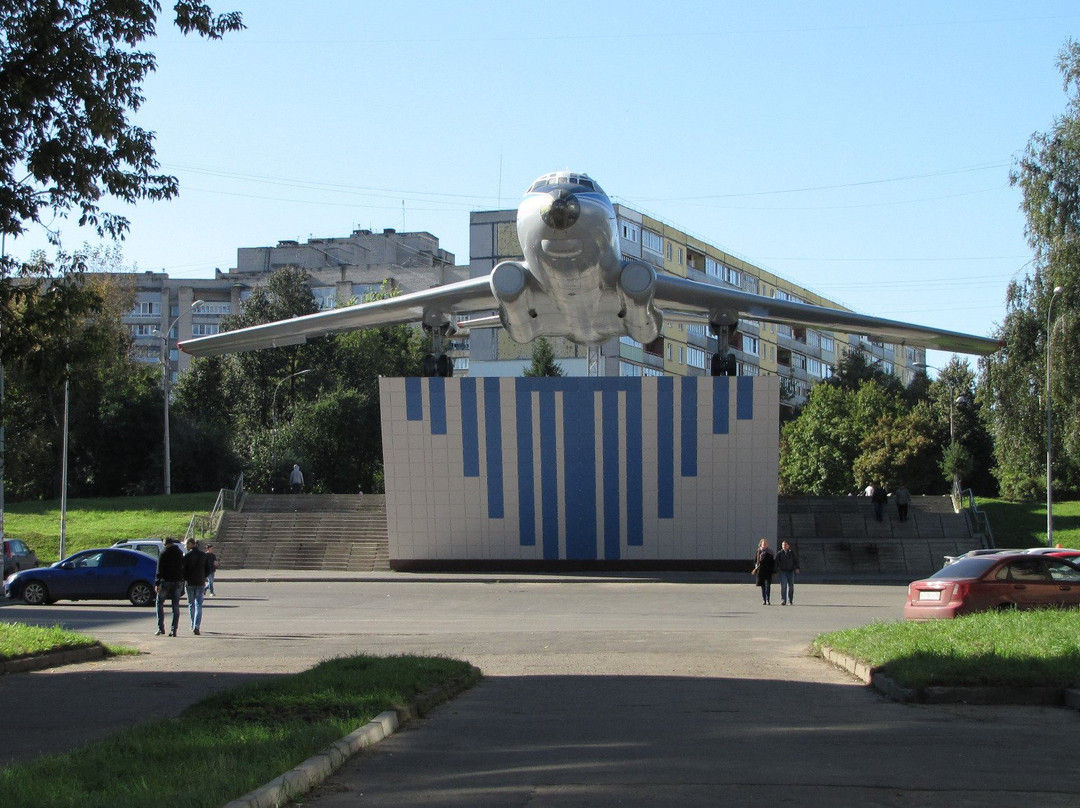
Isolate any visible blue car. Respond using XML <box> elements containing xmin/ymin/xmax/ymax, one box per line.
<box><xmin>4</xmin><ymin>548</ymin><xmax>157</xmax><ymax>607</ymax></box>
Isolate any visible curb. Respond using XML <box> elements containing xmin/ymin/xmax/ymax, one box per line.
<box><xmin>0</xmin><ymin>642</ymin><xmax>107</xmax><ymax>675</ymax></box>
<box><xmin>223</xmin><ymin>665</ymin><xmax>482</xmax><ymax>808</ymax></box>
<box><xmin>818</xmin><ymin>645</ymin><xmax>1080</xmax><ymax>708</ymax></box>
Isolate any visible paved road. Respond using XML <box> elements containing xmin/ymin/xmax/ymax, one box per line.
<box><xmin>2</xmin><ymin>573</ymin><xmax>1078</xmax><ymax>807</ymax></box>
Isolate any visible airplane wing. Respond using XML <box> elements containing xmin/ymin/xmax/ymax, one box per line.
<box><xmin>653</xmin><ymin>275</ymin><xmax>999</xmax><ymax>355</ymax></box>
<box><xmin>180</xmin><ymin>276</ymin><xmax>498</xmax><ymax>357</ymax></box>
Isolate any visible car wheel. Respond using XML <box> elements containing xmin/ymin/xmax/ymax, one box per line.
<box><xmin>21</xmin><ymin>580</ymin><xmax>50</xmax><ymax>606</ymax></box>
<box><xmin>128</xmin><ymin>581</ymin><xmax>154</xmax><ymax>607</ymax></box>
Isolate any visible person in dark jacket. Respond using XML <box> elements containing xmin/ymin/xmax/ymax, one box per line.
<box><xmin>775</xmin><ymin>540</ymin><xmax>801</xmax><ymax>606</ymax></box>
<box><xmin>753</xmin><ymin>538</ymin><xmax>775</xmax><ymax>605</ymax></box>
<box><xmin>155</xmin><ymin>538</ymin><xmax>185</xmax><ymax>637</ymax></box>
<box><xmin>183</xmin><ymin>538</ymin><xmax>209</xmax><ymax>635</ymax></box>
<box><xmin>870</xmin><ymin>483</ymin><xmax>888</xmax><ymax>522</ymax></box>
<box><xmin>204</xmin><ymin>544</ymin><xmax>218</xmax><ymax>597</ymax></box>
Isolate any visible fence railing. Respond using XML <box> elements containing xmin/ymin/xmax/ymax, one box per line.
<box><xmin>958</xmin><ymin>487</ymin><xmax>995</xmax><ymax>548</ymax></box>
<box><xmin>185</xmin><ymin>473</ymin><xmax>246</xmax><ymax>541</ymax></box>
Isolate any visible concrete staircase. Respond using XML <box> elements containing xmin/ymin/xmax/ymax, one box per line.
<box><xmin>210</xmin><ymin>492</ymin><xmax>981</xmax><ymax>579</ymax></box>
<box><xmin>778</xmin><ymin>495</ymin><xmax>982</xmax><ymax>580</ymax></box>
<box><xmin>214</xmin><ymin>494</ymin><xmax>390</xmax><ymax>572</ymax></box>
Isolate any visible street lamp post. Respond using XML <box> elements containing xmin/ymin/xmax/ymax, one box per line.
<box><xmin>155</xmin><ymin>300</ymin><xmax>202</xmax><ymax>495</ymax></box>
<box><xmin>1047</xmin><ymin>285</ymin><xmax>1065</xmax><ymax>546</ymax></box>
<box><xmin>271</xmin><ymin>369</ymin><xmax>312</xmax><ymax>491</ymax></box>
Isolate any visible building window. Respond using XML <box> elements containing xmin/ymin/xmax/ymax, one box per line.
<box><xmin>453</xmin><ymin>357</ymin><xmax>469</xmax><ymax>371</ymax></box>
<box><xmin>191</xmin><ymin>323</ymin><xmax>219</xmax><ymax>337</ymax></box>
<box><xmin>741</xmin><ymin>335</ymin><xmax>759</xmax><ymax>356</ymax></box>
<box><xmin>642</xmin><ymin>229</ymin><xmax>662</xmax><ymax>253</ymax></box>
<box><xmin>198</xmin><ymin>302</ymin><xmax>232</xmax><ymax>315</ymax></box>
<box><xmin>621</xmin><ymin>221</ymin><xmax>639</xmax><ymax>243</ymax></box>
<box><xmin>820</xmin><ymin>335</ymin><xmax>835</xmax><ymax>353</ymax></box>
<box><xmin>131</xmin><ymin>324</ymin><xmax>156</xmax><ymax>337</ymax></box>
<box><xmin>705</xmin><ymin>257</ymin><xmax>722</xmax><ymax>279</ymax></box>
<box><xmin>134</xmin><ymin>301</ymin><xmax>160</xmax><ymax>317</ymax></box>
<box><xmin>744</xmin><ymin>276</ymin><xmax>758</xmax><ymax>295</ymax></box>
<box><xmin>352</xmin><ymin>283</ymin><xmax>384</xmax><ymax>300</ymax></box>
<box><xmin>313</xmin><ymin>287</ymin><xmax>337</xmax><ymax>310</ymax></box>
<box><xmin>687</xmin><ymin>347</ymin><xmax>707</xmax><ymax>369</ymax></box>
<box><xmin>726</xmin><ymin>267</ymin><xmax>742</xmax><ymax>287</ymax></box>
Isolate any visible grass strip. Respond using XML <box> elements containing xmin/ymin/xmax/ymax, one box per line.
<box><xmin>0</xmin><ymin>622</ymin><xmax>99</xmax><ymax>661</ymax></box>
<box><xmin>814</xmin><ymin>609</ymin><xmax>1080</xmax><ymax>694</ymax></box>
<box><xmin>0</xmin><ymin>654</ymin><xmax>478</xmax><ymax>808</ymax></box>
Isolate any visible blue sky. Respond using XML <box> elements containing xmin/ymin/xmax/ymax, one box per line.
<box><xmin>10</xmin><ymin>1</ymin><xmax>1080</xmax><ymax>368</ymax></box>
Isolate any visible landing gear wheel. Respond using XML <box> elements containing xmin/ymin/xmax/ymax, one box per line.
<box><xmin>437</xmin><ymin>354</ymin><xmax>453</xmax><ymax>377</ymax></box>
<box><xmin>422</xmin><ymin>354</ymin><xmax>437</xmax><ymax>377</ymax></box>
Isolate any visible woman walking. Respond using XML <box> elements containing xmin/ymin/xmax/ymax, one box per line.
<box><xmin>753</xmin><ymin>538</ymin><xmax>775</xmax><ymax>605</ymax></box>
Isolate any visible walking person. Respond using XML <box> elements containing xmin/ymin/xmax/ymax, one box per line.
<box><xmin>894</xmin><ymin>484</ymin><xmax>911</xmax><ymax>522</ymax></box>
<box><xmin>204</xmin><ymin>543</ymin><xmax>218</xmax><ymax>597</ymax></box>
<box><xmin>753</xmin><ymin>538</ymin><xmax>775</xmax><ymax>605</ymax></box>
<box><xmin>289</xmin><ymin>464</ymin><xmax>304</xmax><ymax>494</ymax></box>
<box><xmin>154</xmin><ymin>538</ymin><xmax>185</xmax><ymax>637</ymax></box>
<box><xmin>183</xmin><ymin>538</ymin><xmax>209</xmax><ymax>635</ymax></box>
<box><xmin>776</xmin><ymin>540</ymin><xmax>800</xmax><ymax>606</ymax></box>
<box><xmin>870</xmin><ymin>482</ymin><xmax>888</xmax><ymax>522</ymax></box>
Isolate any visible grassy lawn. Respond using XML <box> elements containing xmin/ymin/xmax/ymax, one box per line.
<box><xmin>4</xmin><ymin>492</ymin><xmax>217</xmax><ymax>563</ymax></box>
<box><xmin>977</xmin><ymin>497</ymin><xmax>1080</xmax><ymax>549</ymax></box>
<box><xmin>0</xmin><ymin>654</ymin><xmax>479</xmax><ymax>808</ymax></box>
<box><xmin>815</xmin><ymin>609</ymin><xmax>1080</xmax><ymax>694</ymax></box>
<box><xmin>0</xmin><ymin>622</ymin><xmax>99</xmax><ymax>660</ymax></box>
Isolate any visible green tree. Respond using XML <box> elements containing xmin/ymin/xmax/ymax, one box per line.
<box><xmin>523</xmin><ymin>337</ymin><xmax>565</xmax><ymax>377</ymax></box>
<box><xmin>0</xmin><ymin>1</ymin><xmax>243</xmax><ymax>244</ymax></box>
<box><xmin>780</xmin><ymin>384</ymin><xmax>861</xmax><ymax>495</ymax></box>
<box><xmin>174</xmin><ymin>273</ymin><xmax>427</xmax><ymax>494</ymax></box>
<box><xmin>853</xmin><ymin>408</ymin><xmax>937</xmax><ymax>494</ymax></box>
<box><xmin>985</xmin><ymin>39</ymin><xmax>1080</xmax><ymax>498</ymax></box>
<box><xmin>2</xmin><ymin>249</ymin><xmax>164</xmax><ymax>498</ymax></box>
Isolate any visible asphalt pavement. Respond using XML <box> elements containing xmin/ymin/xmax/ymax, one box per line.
<box><xmin>2</xmin><ymin>571</ymin><xmax>1079</xmax><ymax>807</ymax></box>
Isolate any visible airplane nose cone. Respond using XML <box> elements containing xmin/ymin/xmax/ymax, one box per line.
<box><xmin>540</xmin><ymin>190</ymin><xmax>581</xmax><ymax>230</ymax></box>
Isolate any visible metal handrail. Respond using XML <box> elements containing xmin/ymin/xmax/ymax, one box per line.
<box><xmin>958</xmin><ymin>488</ymin><xmax>995</xmax><ymax>548</ymax></box>
<box><xmin>184</xmin><ymin>473</ymin><xmax>246</xmax><ymax>541</ymax></box>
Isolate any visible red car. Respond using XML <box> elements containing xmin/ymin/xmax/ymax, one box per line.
<box><xmin>905</xmin><ymin>553</ymin><xmax>1080</xmax><ymax>620</ymax></box>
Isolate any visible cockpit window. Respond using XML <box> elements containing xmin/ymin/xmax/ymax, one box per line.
<box><xmin>528</xmin><ymin>173</ymin><xmax>602</xmax><ymax>194</ymax></box>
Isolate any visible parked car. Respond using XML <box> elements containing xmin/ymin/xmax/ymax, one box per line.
<box><xmin>1022</xmin><ymin>547</ymin><xmax>1080</xmax><ymax>560</ymax></box>
<box><xmin>942</xmin><ymin>548</ymin><xmax>1004</xmax><ymax>567</ymax></box>
<box><xmin>905</xmin><ymin>553</ymin><xmax>1080</xmax><ymax>620</ymax></box>
<box><xmin>4</xmin><ymin>548</ymin><xmax>157</xmax><ymax>607</ymax></box>
<box><xmin>3</xmin><ymin>538</ymin><xmax>38</xmax><ymax>577</ymax></box>
<box><xmin>111</xmin><ymin>539</ymin><xmax>167</xmax><ymax>558</ymax></box>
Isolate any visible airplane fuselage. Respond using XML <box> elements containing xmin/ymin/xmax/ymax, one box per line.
<box><xmin>490</xmin><ymin>172</ymin><xmax>663</xmax><ymax>346</ymax></box>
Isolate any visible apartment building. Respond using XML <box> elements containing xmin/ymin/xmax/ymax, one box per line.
<box><xmin>124</xmin><ymin>228</ymin><xmax>467</xmax><ymax>381</ymax></box>
<box><xmin>125</xmin><ymin>212</ymin><xmax>924</xmax><ymax>396</ymax></box>
<box><xmin>466</xmin><ymin>205</ymin><xmax>925</xmax><ymax>397</ymax></box>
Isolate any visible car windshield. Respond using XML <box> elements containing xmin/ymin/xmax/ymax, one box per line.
<box><xmin>929</xmin><ymin>556</ymin><xmax>999</xmax><ymax>578</ymax></box>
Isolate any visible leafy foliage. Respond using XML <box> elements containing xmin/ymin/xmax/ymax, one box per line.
<box><xmin>522</xmin><ymin>337</ymin><xmax>565</xmax><ymax>377</ymax></box>
<box><xmin>1</xmin><ymin>248</ymin><xmax>171</xmax><ymax>499</ymax></box>
<box><xmin>0</xmin><ymin>1</ymin><xmax>243</xmax><ymax>242</ymax></box>
<box><xmin>985</xmin><ymin>38</ymin><xmax>1080</xmax><ymax>498</ymax></box>
<box><xmin>781</xmin><ymin>354</ymin><xmax>989</xmax><ymax>496</ymax></box>
<box><xmin>174</xmin><ymin>270</ymin><xmax>426</xmax><ymax>494</ymax></box>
